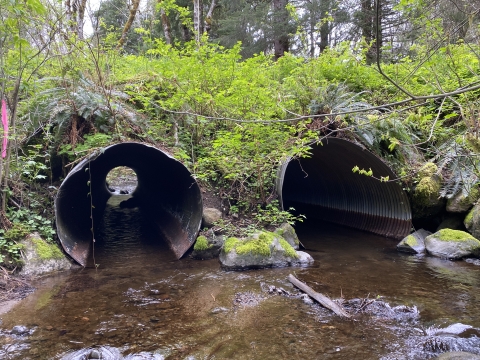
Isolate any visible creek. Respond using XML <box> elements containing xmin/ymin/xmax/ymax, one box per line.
<box><xmin>1</xmin><ymin>195</ymin><xmax>480</xmax><ymax>359</ymax></box>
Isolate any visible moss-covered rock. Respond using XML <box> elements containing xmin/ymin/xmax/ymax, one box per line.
<box><xmin>446</xmin><ymin>187</ymin><xmax>479</xmax><ymax>213</ymax></box>
<box><xmin>425</xmin><ymin>229</ymin><xmax>480</xmax><ymax>260</ymax></box>
<box><xmin>19</xmin><ymin>233</ymin><xmax>72</xmax><ymax>277</ymax></box>
<box><xmin>274</xmin><ymin>223</ymin><xmax>300</xmax><ymax>250</ymax></box>
<box><xmin>411</xmin><ymin>173</ymin><xmax>445</xmax><ymax>220</ymax></box>
<box><xmin>418</xmin><ymin>162</ymin><xmax>438</xmax><ymax>178</ymax></box>
<box><xmin>191</xmin><ymin>233</ymin><xmax>224</xmax><ymax>260</ymax></box>
<box><xmin>397</xmin><ymin>229</ymin><xmax>431</xmax><ymax>254</ymax></box>
<box><xmin>219</xmin><ymin>230</ymin><xmax>313</xmax><ymax>270</ymax></box>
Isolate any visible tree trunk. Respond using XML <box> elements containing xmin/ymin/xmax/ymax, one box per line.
<box><xmin>77</xmin><ymin>0</ymin><xmax>87</xmax><ymax>39</ymax></box>
<box><xmin>204</xmin><ymin>0</ymin><xmax>217</xmax><ymax>33</ymax></box>
<box><xmin>319</xmin><ymin>21</ymin><xmax>329</xmax><ymax>53</ymax></box>
<box><xmin>272</xmin><ymin>0</ymin><xmax>289</xmax><ymax>60</ymax></box>
<box><xmin>193</xmin><ymin>0</ymin><xmax>203</xmax><ymax>44</ymax></box>
<box><xmin>157</xmin><ymin>0</ymin><xmax>173</xmax><ymax>44</ymax></box>
<box><xmin>117</xmin><ymin>0</ymin><xmax>141</xmax><ymax>49</ymax></box>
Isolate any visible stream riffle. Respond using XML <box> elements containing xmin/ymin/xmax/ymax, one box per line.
<box><xmin>1</xmin><ymin>196</ymin><xmax>480</xmax><ymax>359</ymax></box>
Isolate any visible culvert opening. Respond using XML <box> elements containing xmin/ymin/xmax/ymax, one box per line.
<box><xmin>55</xmin><ymin>143</ymin><xmax>203</xmax><ymax>267</ymax></box>
<box><xmin>106</xmin><ymin>166</ymin><xmax>138</xmax><ymax>195</ymax></box>
<box><xmin>277</xmin><ymin>138</ymin><xmax>412</xmax><ymax>240</ymax></box>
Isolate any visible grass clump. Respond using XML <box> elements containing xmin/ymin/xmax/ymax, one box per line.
<box><xmin>32</xmin><ymin>238</ymin><xmax>64</xmax><ymax>260</ymax></box>
<box><xmin>436</xmin><ymin>229</ymin><xmax>478</xmax><ymax>242</ymax></box>
<box><xmin>194</xmin><ymin>236</ymin><xmax>212</xmax><ymax>251</ymax></box>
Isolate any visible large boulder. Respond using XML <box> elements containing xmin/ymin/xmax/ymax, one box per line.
<box><xmin>191</xmin><ymin>233</ymin><xmax>225</xmax><ymax>260</ymax></box>
<box><xmin>219</xmin><ymin>230</ymin><xmax>313</xmax><ymax>270</ymax></box>
<box><xmin>446</xmin><ymin>187</ymin><xmax>479</xmax><ymax>213</ymax></box>
<box><xmin>397</xmin><ymin>229</ymin><xmax>431</xmax><ymax>254</ymax></box>
<box><xmin>274</xmin><ymin>223</ymin><xmax>300</xmax><ymax>250</ymax></box>
<box><xmin>19</xmin><ymin>233</ymin><xmax>72</xmax><ymax>277</ymax></box>
<box><xmin>464</xmin><ymin>203</ymin><xmax>480</xmax><ymax>239</ymax></box>
<box><xmin>202</xmin><ymin>207</ymin><xmax>222</xmax><ymax>228</ymax></box>
<box><xmin>425</xmin><ymin>229</ymin><xmax>480</xmax><ymax>260</ymax></box>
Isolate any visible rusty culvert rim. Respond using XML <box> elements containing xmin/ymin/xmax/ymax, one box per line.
<box><xmin>55</xmin><ymin>142</ymin><xmax>203</xmax><ymax>266</ymax></box>
<box><xmin>277</xmin><ymin>137</ymin><xmax>412</xmax><ymax>239</ymax></box>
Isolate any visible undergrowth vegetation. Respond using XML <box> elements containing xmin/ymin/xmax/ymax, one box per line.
<box><xmin>2</xmin><ymin>27</ymin><xmax>480</xmax><ymax>262</ymax></box>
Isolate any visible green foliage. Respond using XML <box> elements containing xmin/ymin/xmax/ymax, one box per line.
<box><xmin>7</xmin><ymin>208</ymin><xmax>56</xmax><ymax>243</ymax></box>
<box><xmin>0</xmin><ymin>223</ymin><xmax>29</xmax><ymax>265</ymax></box>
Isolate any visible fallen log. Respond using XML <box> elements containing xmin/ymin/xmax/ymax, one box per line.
<box><xmin>288</xmin><ymin>274</ymin><xmax>351</xmax><ymax>318</ymax></box>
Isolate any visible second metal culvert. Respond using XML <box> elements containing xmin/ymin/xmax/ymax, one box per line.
<box><xmin>55</xmin><ymin>142</ymin><xmax>203</xmax><ymax>266</ymax></box>
<box><xmin>277</xmin><ymin>138</ymin><xmax>411</xmax><ymax>239</ymax></box>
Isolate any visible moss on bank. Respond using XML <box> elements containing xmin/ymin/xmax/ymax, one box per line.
<box><xmin>418</xmin><ymin>163</ymin><xmax>438</xmax><ymax>178</ymax></box>
<box><xmin>465</xmin><ymin>208</ymin><xmax>475</xmax><ymax>228</ymax></box>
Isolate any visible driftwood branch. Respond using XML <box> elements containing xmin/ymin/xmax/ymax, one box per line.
<box><xmin>288</xmin><ymin>274</ymin><xmax>351</xmax><ymax>318</ymax></box>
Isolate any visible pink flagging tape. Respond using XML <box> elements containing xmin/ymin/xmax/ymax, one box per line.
<box><xmin>1</xmin><ymin>98</ymin><xmax>7</xmax><ymax>158</ymax></box>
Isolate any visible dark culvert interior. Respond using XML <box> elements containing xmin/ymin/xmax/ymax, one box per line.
<box><xmin>278</xmin><ymin>138</ymin><xmax>412</xmax><ymax>239</ymax></box>
<box><xmin>55</xmin><ymin>143</ymin><xmax>203</xmax><ymax>266</ymax></box>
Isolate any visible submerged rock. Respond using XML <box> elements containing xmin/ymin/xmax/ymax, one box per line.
<box><xmin>219</xmin><ymin>230</ymin><xmax>313</xmax><ymax>270</ymax></box>
<box><xmin>19</xmin><ymin>233</ymin><xmax>72</xmax><ymax>277</ymax></box>
<box><xmin>425</xmin><ymin>229</ymin><xmax>480</xmax><ymax>260</ymax></box>
<box><xmin>202</xmin><ymin>207</ymin><xmax>222</xmax><ymax>228</ymax></box>
<box><xmin>397</xmin><ymin>229</ymin><xmax>431</xmax><ymax>254</ymax></box>
<box><xmin>274</xmin><ymin>223</ymin><xmax>300</xmax><ymax>250</ymax></box>
<box><xmin>191</xmin><ymin>233</ymin><xmax>225</xmax><ymax>260</ymax></box>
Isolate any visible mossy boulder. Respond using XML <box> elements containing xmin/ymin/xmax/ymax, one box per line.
<box><xmin>464</xmin><ymin>202</ymin><xmax>480</xmax><ymax>239</ymax></box>
<box><xmin>191</xmin><ymin>233</ymin><xmax>225</xmax><ymax>260</ymax></box>
<box><xmin>446</xmin><ymin>187</ymin><xmax>479</xmax><ymax>213</ymax></box>
<box><xmin>411</xmin><ymin>163</ymin><xmax>445</xmax><ymax>219</ymax></box>
<box><xmin>424</xmin><ymin>229</ymin><xmax>480</xmax><ymax>260</ymax></box>
<box><xmin>274</xmin><ymin>223</ymin><xmax>300</xmax><ymax>250</ymax></box>
<box><xmin>219</xmin><ymin>230</ymin><xmax>313</xmax><ymax>270</ymax></box>
<box><xmin>397</xmin><ymin>229</ymin><xmax>431</xmax><ymax>254</ymax></box>
<box><xmin>19</xmin><ymin>233</ymin><xmax>72</xmax><ymax>277</ymax></box>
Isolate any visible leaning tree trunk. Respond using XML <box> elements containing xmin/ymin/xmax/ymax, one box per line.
<box><xmin>117</xmin><ymin>0</ymin><xmax>141</xmax><ymax>49</ymax></box>
<box><xmin>272</xmin><ymin>0</ymin><xmax>289</xmax><ymax>60</ymax></box>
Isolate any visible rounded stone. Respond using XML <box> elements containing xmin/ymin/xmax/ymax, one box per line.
<box><xmin>202</xmin><ymin>207</ymin><xmax>222</xmax><ymax>228</ymax></box>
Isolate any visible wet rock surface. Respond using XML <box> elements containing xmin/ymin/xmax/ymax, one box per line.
<box><xmin>434</xmin><ymin>351</ymin><xmax>480</xmax><ymax>360</ymax></box>
<box><xmin>397</xmin><ymin>229</ymin><xmax>431</xmax><ymax>254</ymax></box>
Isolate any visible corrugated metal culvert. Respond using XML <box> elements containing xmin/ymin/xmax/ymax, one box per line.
<box><xmin>55</xmin><ymin>142</ymin><xmax>203</xmax><ymax>266</ymax></box>
<box><xmin>277</xmin><ymin>138</ymin><xmax>411</xmax><ymax>239</ymax></box>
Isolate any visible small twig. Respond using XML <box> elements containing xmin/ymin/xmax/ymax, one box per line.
<box><xmin>211</xmin><ymin>293</ymin><xmax>216</xmax><ymax>302</ymax></box>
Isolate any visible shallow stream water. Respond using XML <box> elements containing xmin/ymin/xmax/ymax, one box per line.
<box><xmin>1</xmin><ymin>196</ymin><xmax>480</xmax><ymax>359</ymax></box>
